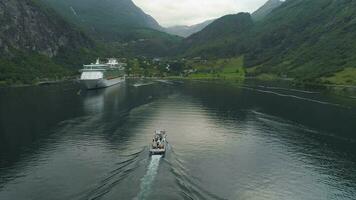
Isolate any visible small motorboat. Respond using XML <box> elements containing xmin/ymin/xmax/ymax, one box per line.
<box><xmin>149</xmin><ymin>130</ymin><xmax>167</xmax><ymax>155</ymax></box>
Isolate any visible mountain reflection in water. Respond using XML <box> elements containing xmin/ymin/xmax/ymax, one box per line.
<box><xmin>0</xmin><ymin>80</ymin><xmax>356</xmax><ymax>200</ymax></box>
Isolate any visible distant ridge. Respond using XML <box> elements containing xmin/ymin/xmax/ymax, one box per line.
<box><xmin>179</xmin><ymin>13</ymin><xmax>254</xmax><ymax>57</ymax></box>
<box><xmin>39</xmin><ymin>0</ymin><xmax>164</xmax><ymax>41</ymax></box>
<box><xmin>165</xmin><ymin>19</ymin><xmax>215</xmax><ymax>38</ymax></box>
<box><xmin>175</xmin><ymin>0</ymin><xmax>356</xmax><ymax>83</ymax></box>
<box><xmin>252</xmin><ymin>0</ymin><xmax>283</xmax><ymax>21</ymax></box>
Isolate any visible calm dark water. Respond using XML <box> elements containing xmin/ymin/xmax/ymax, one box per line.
<box><xmin>1</xmin><ymin>80</ymin><xmax>356</xmax><ymax>200</ymax></box>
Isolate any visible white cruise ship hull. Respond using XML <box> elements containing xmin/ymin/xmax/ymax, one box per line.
<box><xmin>81</xmin><ymin>77</ymin><xmax>125</xmax><ymax>90</ymax></box>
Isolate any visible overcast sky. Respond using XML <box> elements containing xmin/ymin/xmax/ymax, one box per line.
<box><xmin>133</xmin><ymin>0</ymin><xmax>268</xmax><ymax>27</ymax></box>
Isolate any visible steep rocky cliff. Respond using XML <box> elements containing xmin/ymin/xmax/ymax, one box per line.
<box><xmin>39</xmin><ymin>0</ymin><xmax>164</xmax><ymax>41</ymax></box>
<box><xmin>0</xmin><ymin>0</ymin><xmax>95</xmax><ymax>85</ymax></box>
<box><xmin>0</xmin><ymin>0</ymin><xmax>92</xmax><ymax>58</ymax></box>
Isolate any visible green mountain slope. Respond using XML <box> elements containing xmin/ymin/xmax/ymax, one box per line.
<box><xmin>39</xmin><ymin>0</ymin><xmax>163</xmax><ymax>41</ymax></box>
<box><xmin>39</xmin><ymin>0</ymin><xmax>182</xmax><ymax>57</ymax></box>
<box><xmin>252</xmin><ymin>0</ymin><xmax>283</xmax><ymax>21</ymax></box>
<box><xmin>245</xmin><ymin>0</ymin><xmax>356</xmax><ymax>81</ymax></box>
<box><xmin>179</xmin><ymin>0</ymin><xmax>356</xmax><ymax>83</ymax></box>
<box><xmin>179</xmin><ymin>13</ymin><xmax>254</xmax><ymax>57</ymax></box>
<box><xmin>120</xmin><ymin>28</ymin><xmax>182</xmax><ymax>57</ymax></box>
<box><xmin>0</xmin><ymin>0</ymin><xmax>95</xmax><ymax>85</ymax></box>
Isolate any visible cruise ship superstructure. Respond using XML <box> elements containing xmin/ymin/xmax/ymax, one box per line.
<box><xmin>79</xmin><ymin>58</ymin><xmax>126</xmax><ymax>89</ymax></box>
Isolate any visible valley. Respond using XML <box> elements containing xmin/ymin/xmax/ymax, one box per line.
<box><xmin>1</xmin><ymin>1</ymin><xmax>356</xmax><ymax>199</ymax></box>
<box><xmin>1</xmin><ymin>0</ymin><xmax>356</xmax><ymax>89</ymax></box>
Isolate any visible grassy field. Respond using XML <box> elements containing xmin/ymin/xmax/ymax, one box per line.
<box><xmin>187</xmin><ymin>57</ymin><xmax>245</xmax><ymax>80</ymax></box>
<box><xmin>321</xmin><ymin>67</ymin><xmax>356</xmax><ymax>86</ymax></box>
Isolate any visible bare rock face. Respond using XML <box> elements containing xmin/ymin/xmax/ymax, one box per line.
<box><xmin>0</xmin><ymin>0</ymin><xmax>91</xmax><ymax>57</ymax></box>
<box><xmin>252</xmin><ymin>0</ymin><xmax>283</xmax><ymax>21</ymax></box>
<box><xmin>39</xmin><ymin>0</ymin><xmax>164</xmax><ymax>41</ymax></box>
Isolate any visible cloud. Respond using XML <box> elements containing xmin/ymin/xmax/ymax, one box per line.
<box><xmin>133</xmin><ymin>0</ymin><xmax>268</xmax><ymax>27</ymax></box>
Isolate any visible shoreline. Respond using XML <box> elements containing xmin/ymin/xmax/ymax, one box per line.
<box><xmin>1</xmin><ymin>76</ymin><xmax>356</xmax><ymax>98</ymax></box>
<box><xmin>0</xmin><ymin>78</ymin><xmax>77</xmax><ymax>89</ymax></box>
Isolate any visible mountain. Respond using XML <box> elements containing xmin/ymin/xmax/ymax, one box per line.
<box><xmin>0</xmin><ymin>0</ymin><xmax>92</xmax><ymax>58</ymax></box>
<box><xmin>38</xmin><ymin>0</ymin><xmax>182</xmax><ymax>57</ymax></box>
<box><xmin>178</xmin><ymin>0</ymin><xmax>356</xmax><ymax>83</ymax></box>
<box><xmin>167</xmin><ymin>0</ymin><xmax>281</xmax><ymax>38</ymax></box>
<box><xmin>0</xmin><ymin>0</ymin><xmax>94</xmax><ymax>85</ymax></box>
<box><xmin>165</xmin><ymin>19</ymin><xmax>215</xmax><ymax>38</ymax></box>
<box><xmin>179</xmin><ymin>13</ymin><xmax>253</xmax><ymax>57</ymax></box>
<box><xmin>39</xmin><ymin>0</ymin><xmax>164</xmax><ymax>41</ymax></box>
<box><xmin>245</xmin><ymin>0</ymin><xmax>356</xmax><ymax>81</ymax></box>
<box><xmin>252</xmin><ymin>0</ymin><xmax>283</xmax><ymax>21</ymax></box>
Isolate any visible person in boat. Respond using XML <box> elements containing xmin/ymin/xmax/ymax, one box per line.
<box><xmin>158</xmin><ymin>140</ymin><xmax>162</xmax><ymax>148</ymax></box>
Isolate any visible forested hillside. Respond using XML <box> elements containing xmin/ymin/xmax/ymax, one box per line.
<box><xmin>245</xmin><ymin>0</ymin><xmax>356</xmax><ymax>81</ymax></box>
<box><xmin>39</xmin><ymin>0</ymin><xmax>163</xmax><ymax>41</ymax></box>
<box><xmin>179</xmin><ymin>0</ymin><xmax>356</xmax><ymax>83</ymax></box>
<box><xmin>179</xmin><ymin>13</ymin><xmax>254</xmax><ymax>57</ymax></box>
<box><xmin>0</xmin><ymin>0</ymin><xmax>95</xmax><ymax>85</ymax></box>
<box><xmin>3</xmin><ymin>0</ymin><xmax>356</xmax><ymax>86</ymax></box>
<box><xmin>39</xmin><ymin>0</ymin><xmax>182</xmax><ymax>57</ymax></box>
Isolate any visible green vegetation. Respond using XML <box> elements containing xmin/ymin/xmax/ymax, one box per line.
<box><xmin>244</xmin><ymin>0</ymin><xmax>356</xmax><ymax>83</ymax></box>
<box><xmin>178</xmin><ymin>0</ymin><xmax>356</xmax><ymax>85</ymax></box>
<box><xmin>38</xmin><ymin>0</ymin><xmax>161</xmax><ymax>41</ymax></box>
<box><xmin>127</xmin><ymin>58</ymin><xmax>159</xmax><ymax>77</ymax></box>
<box><xmin>122</xmin><ymin>56</ymin><xmax>245</xmax><ymax>80</ymax></box>
<box><xmin>179</xmin><ymin>13</ymin><xmax>254</xmax><ymax>57</ymax></box>
<box><xmin>126</xmin><ymin>58</ymin><xmax>170</xmax><ymax>77</ymax></box>
<box><xmin>186</xmin><ymin>57</ymin><xmax>245</xmax><ymax>80</ymax></box>
<box><xmin>3</xmin><ymin>0</ymin><xmax>356</xmax><ymax>87</ymax></box>
<box><xmin>38</xmin><ymin>0</ymin><xmax>182</xmax><ymax>57</ymax></box>
<box><xmin>0</xmin><ymin>0</ymin><xmax>97</xmax><ymax>86</ymax></box>
<box><xmin>0</xmin><ymin>53</ymin><xmax>71</xmax><ymax>86</ymax></box>
<box><xmin>321</xmin><ymin>67</ymin><xmax>356</xmax><ymax>85</ymax></box>
<box><xmin>122</xmin><ymin>29</ymin><xmax>183</xmax><ymax>57</ymax></box>
<box><xmin>0</xmin><ymin>0</ymin><xmax>182</xmax><ymax>86</ymax></box>
<box><xmin>254</xmin><ymin>73</ymin><xmax>279</xmax><ymax>81</ymax></box>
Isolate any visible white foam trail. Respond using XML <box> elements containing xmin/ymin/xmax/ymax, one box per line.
<box><xmin>156</xmin><ymin>80</ymin><xmax>174</xmax><ymax>85</ymax></box>
<box><xmin>133</xmin><ymin>82</ymin><xmax>154</xmax><ymax>87</ymax></box>
<box><xmin>135</xmin><ymin>155</ymin><xmax>162</xmax><ymax>200</ymax></box>
<box><xmin>241</xmin><ymin>86</ymin><xmax>347</xmax><ymax>108</ymax></box>
<box><xmin>257</xmin><ymin>85</ymin><xmax>320</xmax><ymax>94</ymax></box>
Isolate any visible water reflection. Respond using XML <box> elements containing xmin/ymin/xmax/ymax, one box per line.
<box><xmin>1</xmin><ymin>80</ymin><xmax>356</xmax><ymax>200</ymax></box>
<box><xmin>180</xmin><ymin>81</ymin><xmax>356</xmax><ymax>199</ymax></box>
<box><xmin>0</xmin><ymin>83</ymin><xmax>83</xmax><ymax>171</ymax></box>
<box><xmin>82</xmin><ymin>83</ymin><xmax>127</xmax><ymax>114</ymax></box>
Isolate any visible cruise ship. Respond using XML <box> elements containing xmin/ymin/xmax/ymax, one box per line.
<box><xmin>79</xmin><ymin>58</ymin><xmax>126</xmax><ymax>90</ymax></box>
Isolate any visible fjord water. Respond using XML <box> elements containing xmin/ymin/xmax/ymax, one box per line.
<box><xmin>1</xmin><ymin>80</ymin><xmax>356</xmax><ymax>200</ymax></box>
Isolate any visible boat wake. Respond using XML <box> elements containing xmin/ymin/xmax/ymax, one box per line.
<box><xmin>156</xmin><ymin>80</ymin><xmax>175</xmax><ymax>85</ymax></box>
<box><xmin>164</xmin><ymin>151</ymin><xmax>226</xmax><ymax>200</ymax></box>
<box><xmin>135</xmin><ymin>155</ymin><xmax>162</xmax><ymax>200</ymax></box>
<box><xmin>133</xmin><ymin>82</ymin><xmax>155</xmax><ymax>87</ymax></box>
<box><xmin>257</xmin><ymin>85</ymin><xmax>320</xmax><ymax>94</ymax></box>
<box><xmin>241</xmin><ymin>86</ymin><xmax>347</xmax><ymax>108</ymax></box>
<box><xmin>78</xmin><ymin>148</ymin><xmax>145</xmax><ymax>200</ymax></box>
<box><xmin>252</xmin><ymin>110</ymin><xmax>356</xmax><ymax>143</ymax></box>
